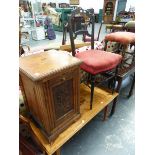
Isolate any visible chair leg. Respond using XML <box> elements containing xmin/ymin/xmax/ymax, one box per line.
<box><xmin>90</xmin><ymin>74</ymin><xmax>95</xmax><ymax>110</ymax></box>
<box><xmin>108</xmin><ymin>80</ymin><xmax>112</xmax><ymax>89</ymax></box>
<box><xmin>112</xmin><ymin>66</ymin><xmax>119</xmax><ymax>94</ymax></box>
<box><xmin>110</xmin><ymin>78</ymin><xmax>122</xmax><ymax>116</ymax></box>
<box><xmin>128</xmin><ymin>73</ymin><xmax>135</xmax><ymax>98</ymax></box>
<box><xmin>110</xmin><ymin>97</ymin><xmax>118</xmax><ymax>116</ymax></box>
<box><xmin>62</xmin><ymin>24</ymin><xmax>67</xmax><ymax>45</ymax></box>
<box><xmin>111</xmin><ymin>79</ymin><xmax>115</xmax><ymax>94</ymax></box>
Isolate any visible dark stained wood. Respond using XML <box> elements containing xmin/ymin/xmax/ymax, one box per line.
<box><xmin>53</xmin><ymin>79</ymin><xmax>74</xmax><ymax>119</ymax></box>
<box><xmin>68</xmin><ymin>7</ymin><xmax>95</xmax><ymax>56</ymax></box>
<box><xmin>128</xmin><ymin>73</ymin><xmax>135</xmax><ymax>98</ymax></box>
<box><xmin>19</xmin><ymin>51</ymin><xmax>82</xmax><ymax>143</ymax></box>
<box><xmin>19</xmin><ymin>135</ymin><xmax>44</xmax><ymax>155</ymax></box>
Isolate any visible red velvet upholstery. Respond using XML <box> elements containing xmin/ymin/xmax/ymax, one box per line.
<box><xmin>84</xmin><ymin>36</ymin><xmax>98</xmax><ymax>42</ymax></box>
<box><xmin>105</xmin><ymin>32</ymin><xmax>135</xmax><ymax>44</ymax></box>
<box><xmin>75</xmin><ymin>50</ymin><xmax>122</xmax><ymax>75</ymax></box>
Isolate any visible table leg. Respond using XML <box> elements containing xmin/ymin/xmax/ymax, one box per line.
<box><xmin>52</xmin><ymin>149</ymin><xmax>61</xmax><ymax>155</ymax></box>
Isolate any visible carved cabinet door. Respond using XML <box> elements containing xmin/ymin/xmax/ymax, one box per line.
<box><xmin>44</xmin><ymin>67</ymin><xmax>80</xmax><ymax>130</ymax></box>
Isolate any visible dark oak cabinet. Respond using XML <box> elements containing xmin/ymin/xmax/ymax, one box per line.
<box><xmin>19</xmin><ymin>51</ymin><xmax>82</xmax><ymax>143</ymax></box>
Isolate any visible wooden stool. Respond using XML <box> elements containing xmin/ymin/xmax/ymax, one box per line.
<box><xmin>104</xmin><ymin>31</ymin><xmax>135</xmax><ymax>116</ymax></box>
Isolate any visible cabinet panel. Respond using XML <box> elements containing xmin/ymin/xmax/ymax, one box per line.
<box><xmin>46</xmin><ymin>67</ymin><xmax>80</xmax><ymax>129</ymax></box>
<box><xmin>52</xmin><ymin>79</ymin><xmax>74</xmax><ymax>120</ymax></box>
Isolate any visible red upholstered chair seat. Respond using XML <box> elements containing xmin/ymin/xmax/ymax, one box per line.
<box><xmin>105</xmin><ymin>32</ymin><xmax>135</xmax><ymax>44</ymax></box>
<box><xmin>75</xmin><ymin>50</ymin><xmax>122</xmax><ymax>75</ymax></box>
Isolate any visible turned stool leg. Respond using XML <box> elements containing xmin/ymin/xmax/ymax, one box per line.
<box><xmin>110</xmin><ymin>97</ymin><xmax>117</xmax><ymax>116</ymax></box>
<box><xmin>90</xmin><ymin>74</ymin><xmax>95</xmax><ymax>110</ymax></box>
<box><xmin>110</xmin><ymin>78</ymin><xmax>122</xmax><ymax>116</ymax></box>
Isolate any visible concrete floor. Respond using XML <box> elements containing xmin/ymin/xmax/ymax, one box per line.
<box><xmin>23</xmin><ymin>23</ymin><xmax>107</xmax><ymax>48</ymax></box>
<box><xmin>27</xmin><ymin>23</ymin><xmax>135</xmax><ymax>155</ymax></box>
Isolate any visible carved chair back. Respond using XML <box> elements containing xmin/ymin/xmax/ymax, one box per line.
<box><xmin>68</xmin><ymin>7</ymin><xmax>95</xmax><ymax>56</ymax></box>
<box><xmin>125</xmin><ymin>21</ymin><xmax>135</xmax><ymax>33</ymax></box>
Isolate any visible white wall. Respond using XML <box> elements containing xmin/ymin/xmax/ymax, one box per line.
<box><xmin>79</xmin><ymin>0</ymin><xmax>103</xmax><ymax>13</ymax></box>
<box><xmin>32</xmin><ymin>0</ymin><xmax>123</xmax><ymax>17</ymax></box>
<box><xmin>113</xmin><ymin>0</ymin><xmax>118</xmax><ymax>20</ymax></box>
<box><xmin>40</xmin><ymin>0</ymin><xmax>69</xmax><ymax>3</ymax></box>
<box><xmin>39</xmin><ymin>0</ymin><xmax>69</xmax><ymax>8</ymax></box>
<box><xmin>39</xmin><ymin>0</ymin><xmax>103</xmax><ymax>13</ymax></box>
<box><xmin>125</xmin><ymin>0</ymin><xmax>135</xmax><ymax>11</ymax></box>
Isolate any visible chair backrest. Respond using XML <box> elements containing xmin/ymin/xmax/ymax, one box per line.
<box><xmin>68</xmin><ymin>7</ymin><xmax>95</xmax><ymax>56</ymax></box>
<box><xmin>97</xmin><ymin>21</ymin><xmax>104</xmax><ymax>41</ymax></box>
<box><xmin>125</xmin><ymin>21</ymin><xmax>135</xmax><ymax>32</ymax></box>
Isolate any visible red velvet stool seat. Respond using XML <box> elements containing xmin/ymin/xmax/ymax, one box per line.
<box><xmin>105</xmin><ymin>32</ymin><xmax>135</xmax><ymax>45</ymax></box>
<box><xmin>104</xmin><ymin>31</ymin><xmax>135</xmax><ymax>67</ymax></box>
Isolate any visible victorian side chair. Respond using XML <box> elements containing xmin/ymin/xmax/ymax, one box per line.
<box><xmin>68</xmin><ymin>7</ymin><xmax>122</xmax><ymax>110</ymax></box>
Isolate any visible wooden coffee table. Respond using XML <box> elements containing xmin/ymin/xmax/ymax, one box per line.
<box><xmin>20</xmin><ymin>84</ymin><xmax>118</xmax><ymax>155</ymax></box>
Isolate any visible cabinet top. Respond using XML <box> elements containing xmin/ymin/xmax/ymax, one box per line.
<box><xmin>19</xmin><ymin>50</ymin><xmax>82</xmax><ymax>81</ymax></box>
